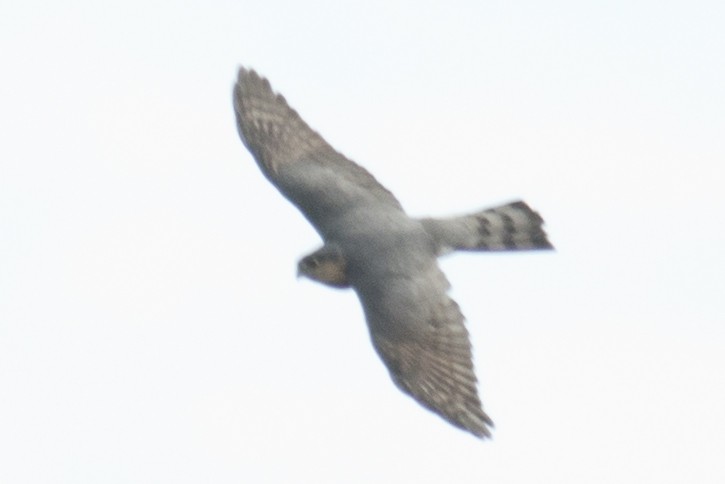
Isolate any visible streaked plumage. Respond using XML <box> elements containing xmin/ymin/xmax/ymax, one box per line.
<box><xmin>233</xmin><ymin>67</ymin><xmax>552</xmax><ymax>438</ymax></box>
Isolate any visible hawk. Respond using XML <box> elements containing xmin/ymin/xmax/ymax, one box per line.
<box><xmin>233</xmin><ymin>67</ymin><xmax>553</xmax><ymax>438</ymax></box>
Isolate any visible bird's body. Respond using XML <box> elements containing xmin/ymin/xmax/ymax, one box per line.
<box><xmin>233</xmin><ymin>67</ymin><xmax>552</xmax><ymax>438</ymax></box>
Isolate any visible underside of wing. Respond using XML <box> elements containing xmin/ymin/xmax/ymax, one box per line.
<box><xmin>233</xmin><ymin>67</ymin><xmax>402</xmax><ymax>234</ymax></box>
<box><xmin>358</xmin><ymin>266</ymin><xmax>493</xmax><ymax>438</ymax></box>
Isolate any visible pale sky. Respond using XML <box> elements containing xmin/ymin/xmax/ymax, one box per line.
<box><xmin>2</xmin><ymin>1</ymin><xmax>724</xmax><ymax>483</ymax></box>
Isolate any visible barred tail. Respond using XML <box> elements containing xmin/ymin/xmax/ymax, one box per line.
<box><xmin>421</xmin><ymin>201</ymin><xmax>554</xmax><ymax>253</ymax></box>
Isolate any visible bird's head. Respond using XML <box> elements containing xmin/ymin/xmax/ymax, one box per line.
<box><xmin>297</xmin><ymin>245</ymin><xmax>350</xmax><ymax>288</ymax></box>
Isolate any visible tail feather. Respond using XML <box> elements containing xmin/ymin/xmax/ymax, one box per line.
<box><xmin>421</xmin><ymin>201</ymin><xmax>553</xmax><ymax>253</ymax></box>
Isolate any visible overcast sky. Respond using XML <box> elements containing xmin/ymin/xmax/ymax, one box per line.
<box><xmin>2</xmin><ymin>1</ymin><xmax>724</xmax><ymax>483</ymax></box>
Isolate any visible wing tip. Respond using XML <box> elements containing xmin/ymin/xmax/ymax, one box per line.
<box><xmin>233</xmin><ymin>65</ymin><xmax>299</xmax><ymax>131</ymax></box>
<box><xmin>468</xmin><ymin>410</ymin><xmax>495</xmax><ymax>439</ymax></box>
<box><xmin>234</xmin><ymin>66</ymin><xmax>272</xmax><ymax>102</ymax></box>
<box><xmin>445</xmin><ymin>398</ymin><xmax>494</xmax><ymax>439</ymax></box>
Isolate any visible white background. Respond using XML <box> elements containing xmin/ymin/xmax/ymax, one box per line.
<box><xmin>2</xmin><ymin>1</ymin><xmax>724</xmax><ymax>482</ymax></box>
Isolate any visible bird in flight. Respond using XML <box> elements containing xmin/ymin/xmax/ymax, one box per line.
<box><xmin>232</xmin><ymin>67</ymin><xmax>553</xmax><ymax>438</ymax></box>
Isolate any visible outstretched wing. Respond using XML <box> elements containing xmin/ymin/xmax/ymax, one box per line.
<box><xmin>356</xmin><ymin>261</ymin><xmax>493</xmax><ymax>438</ymax></box>
<box><xmin>233</xmin><ymin>67</ymin><xmax>402</xmax><ymax>237</ymax></box>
